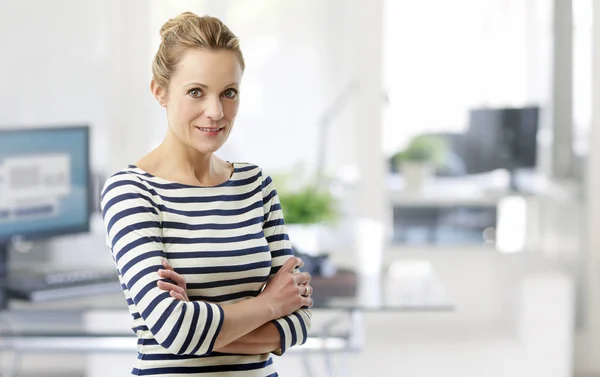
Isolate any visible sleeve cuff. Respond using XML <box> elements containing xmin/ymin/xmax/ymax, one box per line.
<box><xmin>271</xmin><ymin>312</ymin><xmax>308</xmax><ymax>355</ymax></box>
<box><xmin>206</xmin><ymin>303</ymin><xmax>225</xmax><ymax>354</ymax></box>
<box><xmin>191</xmin><ymin>302</ymin><xmax>224</xmax><ymax>356</ymax></box>
<box><xmin>271</xmin><ymin>319</ymin><xmax>287</xmax><ymax>356</ymax></box>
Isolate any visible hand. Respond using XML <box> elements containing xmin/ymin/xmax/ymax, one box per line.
<box><xmin>156</xmin><ymin>259</ymin><xmax>190</xmax><ymax>302</ymax></box>
<box><xmin>259</xmin><ymin>257</ymin><xmax>313</xmax><ymax>320</ymax></box>
<box><xmin>294</xmin><ymin>258</ymin><xmax>314</xmax><ymax>304</ymax></box>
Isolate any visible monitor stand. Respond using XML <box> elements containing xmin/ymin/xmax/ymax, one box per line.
<box><xmin>0</xmin><ymin>243</ymin><xmax>9</xmax><ymax>310</ymax></box>
<box><xmin>508</xmin><ymin>167</ymin><xmax>518</xmax><ymax>193</ymax></box>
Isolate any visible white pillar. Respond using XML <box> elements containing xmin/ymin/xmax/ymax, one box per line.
<box><xmin>550</xmin><ymin>0</ymin><xmax>575</xmax><ymax>179</ymax></box>
<box><xmin>101</xmin><ymin>0</ymin><xmax>155</xmax><ymax>173</ymax></box>
<box><xmin>349</xmin><ymin>0</ymin><xmax>387</xmax><ymax>276</ymax></box>
<box><xmin>577</xmin><ymin>1</ymin><xmax>600</xmax><ymax>373</ymax></box>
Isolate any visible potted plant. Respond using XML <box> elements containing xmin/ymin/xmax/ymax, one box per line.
<box><xmin>276</xmin><ymin>182</ymin><xmax>338</xmax><ymax>256</ymax></box>
<box><xmin>392</xmin><ymin>134</ymin><xmax>447</xmax><ymax>192</ymax></box>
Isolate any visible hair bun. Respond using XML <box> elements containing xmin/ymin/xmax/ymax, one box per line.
<box><xmin>159</xmin><ymin>12</ymin><xmax>198</xmax><ymax>40</ymax></box>
<box><xmin>152</xmin><ymin>12</ymin><xmax>245</xmax><ymax>88</ymax></box>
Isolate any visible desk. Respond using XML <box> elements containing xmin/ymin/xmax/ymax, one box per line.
<box><xmin>0</xmin><ymin>268</ymin><xmax>453</xmax><ymax>377</ymax></box>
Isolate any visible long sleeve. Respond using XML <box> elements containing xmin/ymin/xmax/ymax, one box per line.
<box><xmin>261</xmin><ymin>173</ymin><xmax>312</xmax><ymax>355</ymax></box>
<box><xmin>100</xmin><ymin>173</ymin><xmax>224</xmax><ymax>356</ymax></box>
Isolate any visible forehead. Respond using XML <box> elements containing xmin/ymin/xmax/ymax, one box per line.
<box><xmin>171</xmin><ymin>48</ymin><xmax>243</xmax><ymax>87</ymax></box>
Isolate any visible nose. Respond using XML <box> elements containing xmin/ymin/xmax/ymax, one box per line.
<box><xmin>205</xmin><ymin>95</ymin><xmax>224</xmax><ymax>120</ymax></box>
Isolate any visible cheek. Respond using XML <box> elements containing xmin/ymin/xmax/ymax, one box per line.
<box><xmin>169</xmin><ymin>100</ymin><xmax>199</xmax><ymax>126</ymax></box>
<box><xmin>224</xmin><ymin>101</ymin><xmax>240</xmax><ymax>121</ymax></box>
<box><xmin>175</xmin><ymin>100</ymin><xmax>198</xmax><ymax>119</ymax></box>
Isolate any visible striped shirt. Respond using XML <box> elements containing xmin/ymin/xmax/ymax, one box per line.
<box><xmin>100</xmin><ymin>162</ymin><xmax>311</xmax><ymax>376</ymax></box>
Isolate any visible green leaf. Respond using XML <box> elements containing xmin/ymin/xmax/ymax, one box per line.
<box><xmin>393</xmin><ymin>135</ymin><xmax>447</xmax><ymax>167</ymax></box>
<box><xmin>278</xmin><ymin>185</ymin><xmax>338</xmax><ymax>225</ymax></box>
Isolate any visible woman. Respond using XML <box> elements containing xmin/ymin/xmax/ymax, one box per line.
<box><xmin>100</xmin><ymin>12</ymin><xmax>313</xmax><ymax>376</ymax></box>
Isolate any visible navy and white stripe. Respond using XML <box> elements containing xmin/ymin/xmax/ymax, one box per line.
<box><xmin>100</xmin><ymin>162</ymin><xmax>311</xmax><ymax>376</ymax></box>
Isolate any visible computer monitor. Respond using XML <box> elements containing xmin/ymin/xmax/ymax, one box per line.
<box><xmin>0</xmin><ymin>126</ymin><xmax>91</xmax><ymax>308</ymax></box>
<box><xmin>501</xmin><ymin>106</ymin><xmax>539</xmax><ymax>170</ymax></box>
<box><xmin>0</xmin><ymin>125</ymin><xmax>90</xmax><ymax>249</ymax></box>
<box><xmin>464</xmin><ymin>106</ymin><xmax>539</xmax><ymax>179</ymax></box>
<box><xmin>464</xmin><ymin>108</ymin><xmax>505</xmax><ymax>175</ymax></box>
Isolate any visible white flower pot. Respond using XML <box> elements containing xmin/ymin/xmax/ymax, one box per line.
<box><xmin>401</xmin><ymin>162</ymin><xmax>434</xmax><ymax>192</ymax></box>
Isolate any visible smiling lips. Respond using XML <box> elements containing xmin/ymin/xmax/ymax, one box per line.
<box><xmin>195</xmin><ymin>126</ymin><xmax>224</xmax><ymax>136</ymax></box>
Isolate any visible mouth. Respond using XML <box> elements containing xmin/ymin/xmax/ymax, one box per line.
<box><xmin>194</xmin><ymin>126</ymin><xmax>225</xmax><ymax>136</ymax></box>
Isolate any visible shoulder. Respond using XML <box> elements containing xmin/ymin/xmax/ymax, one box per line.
<box><xmin>232</xmin><ymin>161</ymin><xmax>262</xmax><ymax>175</ymax></box>
<box><xmin>233</xmin><ymin>161</ymin><xmax>275</xmax><ymax>188</ymax></box>
<box><xmin>102</xmin><ymin>166</ymin><xmax>152</xmax><ymax>194</ymax></box>
<box><xmin>100</xmin><ymin>167</ymin><xmax>157</xmax><ymax>209</ymax></box>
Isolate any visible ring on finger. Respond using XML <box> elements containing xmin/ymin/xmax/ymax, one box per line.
<box><xmin>302</xmin><ymin>285</ymin><xmax>310</xmax><ymax>297</ymax></box>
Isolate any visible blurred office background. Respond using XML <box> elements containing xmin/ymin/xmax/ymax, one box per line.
<box><xmin>1</xmin><ymin>0</ymin><xmax>600</xmax><ymax>376</ymax></box>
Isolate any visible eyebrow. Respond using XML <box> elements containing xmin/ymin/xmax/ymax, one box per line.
<box><xmin>184</xmin><ymin>82</ymin><xmax>239</xmax><ymax>89</ymax></box>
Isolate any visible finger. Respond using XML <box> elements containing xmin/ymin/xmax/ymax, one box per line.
<box><xmin>280</xmin><ymin>257</ymin><xmax>302</xmax><ymax>274</ymax></box>
<box><xmin>302</xmin><ymin>297</ymin><xmax>313</xmax><ymax>308</ymax></box>
<box><xmin>304</xmin><ymin>284</ymin><xmax>313</xmax><ymax>297</ymax></box>
<box><xmin>293</xmin><ymin>272</ymin><xmax>311</xmax><ymax>285</ymax></box>
<box><xmin>162</xmin><ymin>259</ymin><xmax>174</xmax><ymax>271</ymax></box>
<box><xmin>169</xmin><ymin>284</ymin><xmax>186</xmax><ymax>297</ymax></box>
<box><xmin>169</xmin><ymin>290</ymin><xmax>187</xmax><ymax>302</ymax></box>
<box><xmin>298</xmin><ymin>285</ymin><xmax>307</xmax><ymax>296</ymax></box>
<box><xmin>157</xmin><ymin>276</ymin><xmax>177</xmax><ymax>286</ymax></box>
<box><xmin>298</xmin><ymin>283</ymin><xmax>313</xmax><ymax>297</ymax></box>
<box><xmin>157</xmin><ymin>281</ymin><xmax>184</xmax><ymax>294</ymax></box>
<box><xmin>291</xmin><ymin>258</ymin><xmax>304</xmax><ymax>275</ymax></box>
<box><xmin>158</xmin><ymin>269</ymin><xmax>186</xmax><ymax>287</ymax></box>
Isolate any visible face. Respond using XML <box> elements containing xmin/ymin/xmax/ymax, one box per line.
<box><xmin>153</xmin><ymin>48</ymin><xmax>243</xmax><ymax>154</ymax></box>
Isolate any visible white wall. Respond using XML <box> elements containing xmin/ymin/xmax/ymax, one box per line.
<box><xmin>0</xmin><ymin>0</ymin><xmax>158</xmax><ymax>176</ymax></box>
<box><xmin>1</xmin><ymin>0</ymin><xmax>108</xmax><ymax>167</ymax></box>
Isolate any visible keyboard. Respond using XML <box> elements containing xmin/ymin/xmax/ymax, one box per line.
<box><xmin>6</xmin><ymin>269</ymin><xmax>122</xmax><ymax>302</ymax></box>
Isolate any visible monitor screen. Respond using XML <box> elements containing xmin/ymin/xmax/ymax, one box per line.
<box><xmin>464</xmin><ymin>106</ymin><xmax>539</xmax><ymax>174</ymax></box>
<box><xmin>0</xmin><ymin>126</ymin><xmax>90</xmax><ymax>243</ymax></box>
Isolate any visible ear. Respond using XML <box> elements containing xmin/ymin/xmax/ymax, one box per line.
<box><xmin>150</xmin><ymin>79</ymin><xmax>167</xmax><ymax>107</ymax></box>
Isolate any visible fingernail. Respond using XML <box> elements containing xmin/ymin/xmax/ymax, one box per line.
<box><xmin>158</xmin><ymin>269</ymin><xmax>165</xmax><ymax>274</ymax></box>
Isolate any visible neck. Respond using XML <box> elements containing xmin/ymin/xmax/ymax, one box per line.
<box><xmin>155</xmin><ymin>130</ymin><xmax>218</xmax><ymax>184</ymax></box>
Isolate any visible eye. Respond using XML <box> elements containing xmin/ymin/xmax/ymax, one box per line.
<box><xmin>188</xmin><ymin>88</ymin><xmax>203</xmax><ymax>98</ymax></box>
<box><xmin>223</xmin><ymin>89</ymin><xmax>239</xmax><ymax>99</ymax></box>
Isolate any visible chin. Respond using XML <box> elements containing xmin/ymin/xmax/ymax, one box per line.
<box><xmin>189</xmin><ymin>140</ymin><xmax>226</xmax><ymax>155</ymax></box>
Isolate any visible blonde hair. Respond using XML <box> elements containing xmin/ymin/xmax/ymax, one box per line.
<box><xmin>152</xmin><ymin>12</ymin><xmax>245</xmax><ymax>89</ymax></box>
